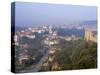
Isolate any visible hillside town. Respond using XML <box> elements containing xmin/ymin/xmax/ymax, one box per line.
<box><xmin>12</xmin><ymin>25</ymin><xmax>97</xmax><ymax>72</ymax></box>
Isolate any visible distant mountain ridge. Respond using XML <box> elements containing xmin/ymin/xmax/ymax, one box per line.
<box><xmin>82</xmin><ymin>20</ymin><xmax>97</xmax><ymax>26</ymax></box>
<box><xmin>82</xmin><ymin>20</ymin><xmax>97</xmax><ymax>31</ymax></box>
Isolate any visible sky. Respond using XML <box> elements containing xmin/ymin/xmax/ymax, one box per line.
<box><xmin>14</xmin><ymin>2</ymin><xmax>97</xmax><ymax>26</ymax></box>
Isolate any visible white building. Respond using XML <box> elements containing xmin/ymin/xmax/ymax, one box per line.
<box><xmin>14</xmin><ymin>34</ymin><xmax>19</xmax><ymax>45</ymax></box>
<box><xmin>26</xmin><ymin>35</ymin><xmax>35</xmax><ymax>39</ymax></box>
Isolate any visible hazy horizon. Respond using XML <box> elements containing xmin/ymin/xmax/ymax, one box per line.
<box><xmin>14</xmin><ymin>2</ymin><xmax>97</xmax><ymax>27</ymax></box>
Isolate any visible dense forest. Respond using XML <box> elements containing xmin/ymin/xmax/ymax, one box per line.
<box><xmin>54</xmin><ymin>39</ymin><xmax>97</xmax><ymax>70</ymax></box>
